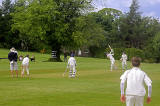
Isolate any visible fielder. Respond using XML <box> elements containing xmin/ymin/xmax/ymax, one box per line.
<box><xmin>8</xmin><ymin>47</ymin><xmax>18</xmax><ymax>78</ymax></box>
<box><xmin>120</xmin><ymin>57</ymin><xmax>152</xmax><ymax>106</ymax></box>
<box><xmin>67</xmin><ymin>54</ymin><xmax>77</xmax><ymax>78</ymax></box>
<box><xmin>120</xmin><ymin>52</ymin><xmax>128</xmax><ymax>71</ymax></box>
<box><xmin>21</xmin><ymin>55</ymin><xmax>30</xmax><ymax>77</ymax></box>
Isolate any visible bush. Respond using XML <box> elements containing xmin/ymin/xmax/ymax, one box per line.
<box><xmin>48</xmin><ymin>58</ymin><xmax>63</xmax><ymax>62</ymax></box>
<box><xmin>106</xmin><ymin>48</ymin><xmax>145</xmax><ymax>61</ymax></box>
<box><xmin>88</xmin><ymin>47</ymin><xmax>155</xmax><ymax>63</ymax></box>
<box><xmin>89</xmin><ymin>47</ymin><xmax>106</xmax><ymax>59</ymax></box>
<box><xmin>93</xmin><ymin>48</ymin><xmax>106</xmax><ymax>58</ymax></box>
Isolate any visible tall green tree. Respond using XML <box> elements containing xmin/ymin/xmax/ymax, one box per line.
<box><xmin>119</xmin><ymin>0</ymin><xmax>160</xmax><ymax>49</ymax></box>
<box><xmin>119</xmin><ymin>0</ymin><xmax>143</xmax><ymax>48</ymax></box>
<box><xmin>153</xmin><ymin>32</ymin><xmax>160</xmax><ymax>62</ymax></box>
<box><xmin>78</xmin><ymin>13</ymin><xmax>106</xmax><ymax>57</ymax></box>
<box><xmin>0</xmin><ymin>0</ymin><xmax>15</xmax><ymax>48</ymax></box>
<box><xmin>93</xmin><ymin>8</ymin><xmax>122</xmax><ymax>47</ymax></box>
<box><xmin>12</xmin><ymin>0</ymin><xmax>92</xmax><ymax>61</ymax></box>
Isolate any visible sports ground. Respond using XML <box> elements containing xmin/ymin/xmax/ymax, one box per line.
<box><xmin>0</xmin><ymin>48</ymin><xmax>159</xmax><ymax>106</ymax></box>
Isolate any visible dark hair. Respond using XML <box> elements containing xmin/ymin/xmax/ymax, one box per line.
<box><xmin>131</xmin><ymin>57</ymin><xmax>141</xmax><ymax>67</ymax></box>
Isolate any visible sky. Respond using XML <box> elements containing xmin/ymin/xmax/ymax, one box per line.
<box><xmin>0</xmin><ymin>0</ymin><xmax>160</xmax><ymax>19</ymax></box>
<box><xmin>92</xmin><ymin>0</ymin><xmax>160</xmax><ymax>19</ymax></box>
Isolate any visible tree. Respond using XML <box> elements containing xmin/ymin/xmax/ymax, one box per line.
<box><xmin>119</xmin><ymin>0</ymin><xmax>160</xmax><ymax>49</ymax></box>
<box><xmin>153</xmin><ymin>32</ymin><xmax>160</xmax><ymax>62</ymax></box>
<box><xmin>93</xmin><ymin>8</ymin><xmax>122</xmax><ymax>47</ymax></box>
<box><xmin>78</xmin><ymin>13</ymin><xmax>106</xmax><ymax>57</ymax></box>
<box><xmin>119</xmin><ymin>0</ymin><xmax>143</xmax><ymax>48</ymax></box>
<box><xmin>0</xmin><ymin>0</ymin><xmax>15</xmax><ymax>48</ymax></box>
<box><xmin>12</xmin><ymin>0</ymin><xmax>92</xmax><ymax>61</ymax></box>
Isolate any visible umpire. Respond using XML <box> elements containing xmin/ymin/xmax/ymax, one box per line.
<box><xmin>8</xmin><ymin>47</ymin><xmax>18</xmax><ymax>77</ymax></box>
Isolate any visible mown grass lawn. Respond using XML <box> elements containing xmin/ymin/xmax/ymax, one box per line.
<box><xmin>0</xmin><ymin>48</ymin><xmax>159</xmax><ymax>106</ymax></box>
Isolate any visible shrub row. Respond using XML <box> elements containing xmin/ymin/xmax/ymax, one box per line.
<box><xmin>105</xmin><ymin>48</ymin><xmax>145</xmax><ymax>61</ymax></box>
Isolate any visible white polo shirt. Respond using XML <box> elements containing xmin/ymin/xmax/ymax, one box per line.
<box><xmin>120</xmin><ymin>67</ymin><xmax>152</xmax><ymax>96</ymax></box>
<box><xmin>68</xmin><ymin>57</ymin><xmax>76</xmax><ymax>66</ymax></box>
<box><xmin>121</xmin><ymin>54</ymin><xmax>127</xmax><ymax>62</ymax></box>
<box><xmin>22</xmin><ymin>57</ymin><xmax>29</xmax><ymax>65</ymax></box>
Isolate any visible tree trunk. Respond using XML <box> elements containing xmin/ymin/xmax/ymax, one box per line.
<box><xmin>51</xmin><ymin>44</ymin><xmax>62</xmax><ymax>62</ymax></box>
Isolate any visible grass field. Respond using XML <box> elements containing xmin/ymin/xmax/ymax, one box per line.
<box><xmin>0</xmin><ymin>48</ymin><xmax>160</xmax><ymax>106</ymax></box>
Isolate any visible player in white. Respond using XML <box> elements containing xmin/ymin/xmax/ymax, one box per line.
<box><xmin>21</xmin><ymin>55</ymin><xmax>30</xmax><ymax>77</ymax></box>
<box><xmin>120</xmin><ymin>57</ymin><xmax>152</xmax><ymax>106</ymax></box>
<box><xmin>120</xmin><ymin>52</ymin><xmax>127</xmax><ymax>71</ymax></box>
<box><xmin>67</xmin><ymin>54</ymin><xmax>77</xmax><ymax>78</ymax></box>
<box><xmin>107</xmin><ymin>51</ymin><xmax>115</xmax><ymax>71</ymax></box>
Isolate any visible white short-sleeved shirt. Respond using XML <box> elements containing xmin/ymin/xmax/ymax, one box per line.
<box><xmin>22</xmin><ymin>57</ymin><xmax>29</xmax><ymax>65</ymax></box>
<box><xmin>121</xmin><ymin>54</ymin><xmax>127</xmax><ymax>62</ymax></box>
<box><xmin>107</xmin><ymin>53</ymin><xmax>115</xmax><ymax>62</ymax></box>
<box><xmin>68</xmin><ymin>57</ymin><xmax>76</xmax><ymax>66</ymax></box>
<box><xmin>120</xmin><ymin>67</ymin><xmax>152</xmax><ymax>96</ymax></box>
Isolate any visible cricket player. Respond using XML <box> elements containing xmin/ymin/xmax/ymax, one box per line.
<box><xmin>21</xmin><ymin>55</ymin><xmax>30</xmax><ymax>77</ymax></box>
<box><xmin>107</xmin><ymin>52</ymin><xmax>115</xmax><ymax>71</ymax></box>
<box><xmin>8</xmin><ymin>47</ymin><xmax>18</xmax><ymax>78</ymax></box>
<box><xmin>67</xmin><ymin>53</ymin><xmax>76</xmax><ymax>78</ymax></box>
<box><xmin>120</xmin><ymin>57</ymin><xmax>152</xmax><ymax>106</ymax></box>
<box><xmin>120</xmin><ymin>52</ymin><xmax>128</xmax><ymax>71</ymax></box>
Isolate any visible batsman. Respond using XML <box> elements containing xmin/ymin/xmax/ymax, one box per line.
<box><xmin>106</xmin><ymin>44</ymin><xmax>116</xmax><ymax>71</ymax></box>
<box><xmin>67</xmin><ymin>53</ymin><xmax>77</xmax><ymax>78</ymax></box>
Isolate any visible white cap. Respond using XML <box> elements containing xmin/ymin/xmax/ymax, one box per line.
<box><xmin>10</xmin><ymin>47</ymin><xmax>15</xmax><ymax>52</ymax></box>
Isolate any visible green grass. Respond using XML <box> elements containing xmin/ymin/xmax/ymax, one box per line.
<box><xmin>0</xmin><ymin>48</ymin><xmax>159</xmax><ymax>106</ymax></box>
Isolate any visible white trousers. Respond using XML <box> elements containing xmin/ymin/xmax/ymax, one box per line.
<box><xmin>69</xmin><ymin>65</ymin><xmax>76</xmax><ymax>77</ymax></box>
<box><xmin>110</xmin><ymin>60</ymin><xmax>115</xmax><ymax>71</ymax></box>
<box><xmin>126</xmin><ymin>95</ymin><xmax>144</xmax><ymax>106</ymax></box>
<box><xmin>122</xmin><ymin>61</ymin><xmax>127</xmax><ymax>70</ymax></box>
<box><xmin>22</xmin><ymin>64</ymin><xmax>29</xmax><ymax>75</ymax></box>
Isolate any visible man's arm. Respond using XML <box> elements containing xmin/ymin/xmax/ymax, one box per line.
<box><xmin>8</xmin><ymin>52</ymin><xmax>12</xmax><ymax>61</ymax></box>
<box><xmin>148</xmin><ymin>85</ymin><xmax>152</xmax><ymax>97</ymax></box>
<box><xmin>144</xmin><ymin>74</ymin><xmax>152</xmax><ymax>104</ymax></box>
<box><xmin>120</xmin><ymin>71</ymin><xmax>129</xmax><ymax>103</ymax></box>
<box><xmin>120</xmin><ymin>82</ymin><xmax>125</xmax><ymax>103</ymax></box>
<box><xmin>147</xmin><ymin>84</ymin><xmax>152</xmax><ymax>104</ymax></box>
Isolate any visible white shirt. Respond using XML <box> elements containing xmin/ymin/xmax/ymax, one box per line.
<box><xmin>68</xmin><ymin>57</ymin><xmax>76</xmax><ymax>66</ymax></box>
<box><xmin>22</xmin><ymin>57</ymin><xmax>29</xmax><ymax>65</ymax></box>
<box><xmin>110</xmin><ymin>49</ymin><xmax>114</xmax><ymax>55</ymax></box>
<box><xmin>121</xmin><ymin>54</ymin><xmax>127</xmax><ymax>62</ymax></box>
<box><xmin>120</xmin><ymin>67</ymin><xmax>152</xmax><ymax>96</ymax></box>
<box><xmin>107</xmin><ymin>53</ymin><xmax>115</xmax><ymax>62</ymax></box>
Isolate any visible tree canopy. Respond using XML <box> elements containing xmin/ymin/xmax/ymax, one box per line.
<box><xmin>0</xmin><ymin>0</ymin><xmax>160</xmax><ymax>62</ymax></box>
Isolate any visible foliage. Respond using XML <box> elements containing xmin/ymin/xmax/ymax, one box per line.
<box><xmin>0</xmin><ymin>0</ymin><xmax>15</xmax><ymax>48</ymax></box>
<box><xmin>151</xmin><ymin>32</ymin><xmax>160</xmax><ymax>62</ymax></box>
<box><xmin>93</xmin><ymin>8</ymin><xmax>123</xmax><ymax>47</ymax></box>
<box><xmin>11</xmin><ymin>0</ymin><xmax>92</xmax><ymax>61</ymax></box>
<box><xmin>0</xmin><ymin>0</ymin><xmax>160</xmax><ymax>62</ymax></box>
<box><xmin>106</xmin><ymin>48</ymin><xmax>145</xmax><ymax>61</ymax></box>
<box><xmin>119</xmin><ymin>0</ymin><xmax>143</xmax><ymax>48</ymax></box>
